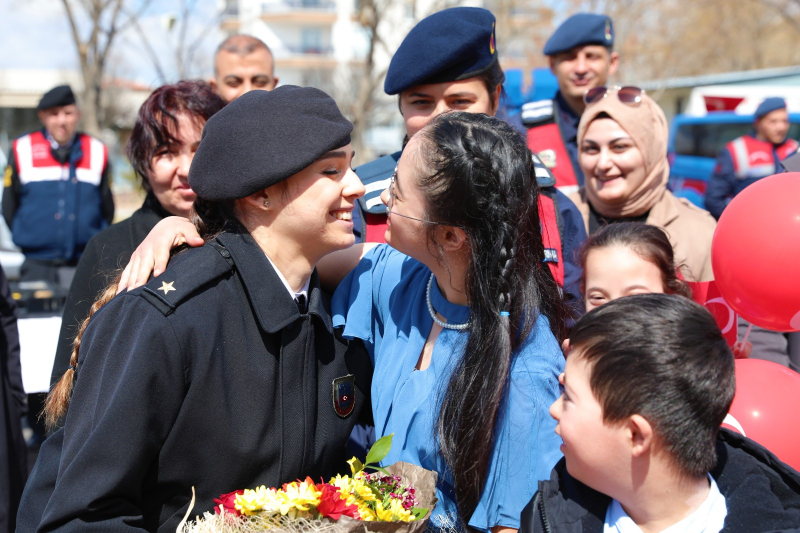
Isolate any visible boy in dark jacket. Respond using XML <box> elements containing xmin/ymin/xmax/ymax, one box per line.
<box><xmin>521</xmin><ymin>294</ymin><xmax>800</xmax><ymax>533</ymax></box>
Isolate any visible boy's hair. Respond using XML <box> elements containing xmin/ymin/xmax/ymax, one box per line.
<box><xmin>569</xmin><ymin>293</ymin><xmax>735</xmax><ymax>478</ymax></box>
<box><xmin>578</xmin><ymin>222</ymin><xmax>693</xmax><ymax>300</ymax></box>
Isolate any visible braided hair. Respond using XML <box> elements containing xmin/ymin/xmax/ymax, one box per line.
<box><xmin>416</xmin><ymin>112</ymin><xmax>568</xmax><ymax>528</ymax></box>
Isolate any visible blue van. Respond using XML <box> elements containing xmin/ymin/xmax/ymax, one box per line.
<box><xmin>668</xmin><ymin>112</ymin><xmax>800</xmax><ymax>208</ymax></box>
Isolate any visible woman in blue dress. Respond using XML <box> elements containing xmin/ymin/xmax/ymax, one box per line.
<box><xmin>118</xmin><ymin>112</ymin><xmax>568</xmax><ymax>533</ymax></box>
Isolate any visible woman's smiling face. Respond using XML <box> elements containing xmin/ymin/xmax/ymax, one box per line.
<box><xmin>580</xmin><ymin>117</ymin><xmax>647</xmax><ymax>205</ymax></box>
<box><xmin>379</xmin><ymin>136</ymin><xmax>433</xmax><ymax>260</ymax></box>
<box><xmin>266</xmin><ymin>144</ymin><xmax>365</xmax><ymax>261</ymax></box>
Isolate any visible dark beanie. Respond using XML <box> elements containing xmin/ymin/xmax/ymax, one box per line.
<box><xmin>189</xmin><ymin>86</ymin><xmax>353</xmax><ymax>201</ymax></box>
<box><xmin>38</xmin><ymin>85</ymin><xmax>76</xmax><ymax>111</ymax></box>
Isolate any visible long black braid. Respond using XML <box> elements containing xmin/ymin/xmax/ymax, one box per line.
<box><xmin>416</xmin><ymin>112</ymin><xmax>568</xmax><ymax>529</ymax></box>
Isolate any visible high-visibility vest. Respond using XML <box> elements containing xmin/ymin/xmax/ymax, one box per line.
<box><xmin>11</xmin><ymin>130</ymin><xmax>108</xmax><ymax>259</ymax></box>
<box><xmin>725</xmin><ymin>134</ymin><xmax>798</xmax><ymax>180</ymax></box>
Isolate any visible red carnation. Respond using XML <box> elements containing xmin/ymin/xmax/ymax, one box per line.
<box><xmin>316</xmin><ymin>484</ymin><xmax>359</xmax><ymax>520</ymax></box>
<box><xmin>213</xmin><ymin>490</ymin><xmax>244</xmax><ymax>516</ymax></box>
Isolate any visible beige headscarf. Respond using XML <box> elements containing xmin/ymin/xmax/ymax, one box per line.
<box><xmin>578</xmin><ymin>91</ymin><xmax>670</xmax><ymax>218</ymax></box>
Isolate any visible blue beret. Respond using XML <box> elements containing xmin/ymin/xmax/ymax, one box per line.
<box><xmin>189</xmin><ymin>86</ymin><xmax>352</xmax><ymax>201</ymax></box>
<box><xmin>38</xmin><ymin>85</ymin><xmax>76</xmax><ymax>110</ymax></box>
<box><xmin>543</xmin><ymin>13</ymin><xmax>614</xmax><ymax>56</ymax></box>
<box><xmin>384</xmin><ymin>7</ymin><xmax>498</xmax><ymax>96</ymax></box>
<box><xmin>755</xmin><ymin>97</ymin><xmax>786</xmax><ymax>119</ymax></box>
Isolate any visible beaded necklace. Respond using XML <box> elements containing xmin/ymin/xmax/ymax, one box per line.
<box><xmin>426</xmin><ymin>273</ymin><xmax>470</xmax><ymax>331</ymax></box>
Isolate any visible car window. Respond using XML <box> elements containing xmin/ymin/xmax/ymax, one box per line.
<box><xmin>674</xmin><ymin>122</ymin><xmax>800</xmax><ymax>158</ymax></box>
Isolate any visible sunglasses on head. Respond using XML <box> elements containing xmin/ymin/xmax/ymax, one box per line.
<box><xmin>583</xmin><ymin>86</ymin><xmax>645</xmax><ymax>107</ymax></box>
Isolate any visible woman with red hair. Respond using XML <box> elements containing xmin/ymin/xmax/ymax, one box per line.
<box><xmin>49</xmin><ymin>80</ymin><xmax>225</xmax><ymax>394</ymax></box>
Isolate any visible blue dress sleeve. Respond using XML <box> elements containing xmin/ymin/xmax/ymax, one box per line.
<box><xmin>468</xmin><ymin>317</ymin><xmax>565</xmax><ymax>531</ymax></box>
<box><xmin>331</xmin><ymin>244</ymin><xmax>408</xmax><ymax>363</ymax></box>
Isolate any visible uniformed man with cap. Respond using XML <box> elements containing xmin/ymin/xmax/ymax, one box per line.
<box><xmin>17</xmin><ymin>86</ymin><xmax>372</xmax><ymax>532</ymax></box>
<box><xmin>706</xmin><ymin>97</ymin><xmax>798</xmax><ymax>220</ymax></box>
<box><xmin>2</xmin><ymin>84</ymin><xmax>114</xmax><ymax>286</ymax></box>
<box><xmin>706</xmin><ymin>97</ymin><xmax>799</xmax><ymax>371</ymax></box>
<box><xmin>520</xmin><ymin>13</ymin><xmax>619</xmax><ymax>193</ymax></box>
<box><xmin>353</xmin><ymin>7</ymin><xmax>588</xmax><ymax>310</ymax></box>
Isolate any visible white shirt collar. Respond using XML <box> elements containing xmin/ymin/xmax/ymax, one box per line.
<box><xmin>604</xmin><ymin>475</ymin><xmax>727</xmax><ymax>533</ymax></box>
<box><xmin>264</xmin><ymin>253</ymin><xmax>310</xmax><ymax>302</ymax></box>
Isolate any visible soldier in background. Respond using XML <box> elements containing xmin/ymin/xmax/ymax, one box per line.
<box><xmin>521</xmin><ymin>14</ymin><xmax>619</xmax><ymax>193</ymax></box>
<box><xmin>706</xmin><ymin>97</ymin><xmax>798</xmax><ymax>220</ymax></box>
<box><xmin>2</xmin><ymin>85</ymin><xmax>113</xmax><ymax>288</ymax></box>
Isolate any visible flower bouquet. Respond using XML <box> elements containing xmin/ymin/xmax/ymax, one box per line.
<box><xmin>178</xmin><ymin>435</ymin><xmax>437</xmax><ymax>533</ymax></box>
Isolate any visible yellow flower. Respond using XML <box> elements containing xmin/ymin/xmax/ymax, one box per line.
<box><xmin>346</xmin><ymin>457</ymin><xmax>363</xmax><ymax>475</ymax></box>
<box><xmin>328</xmin><ymin>475</ymin><xmax>356</xmax><ymax>506</ymax></box>
<box><xmin>276</xmin><ymin>479</ymin><xmax>321</xmax><ymax>518</ymax></box>
<box><xmin>374</xmin><ymin>500</ymin><xmax>414</xmax><ymax>522</ymax></box>
<box><xmin>357</xmin><ymin>502</ymin><xmax>376</xmax><ymax>521</ymax></box>
<box><xmin>329</xmin><ymin>474</ymin><xmax>354</xmax><ymax>493</ymax></box>
<box><xmin>235</xmin><ymin>486</ymin><xmax>281</xmax><ymax>516</ymax></box>
<box><xmin>354</xmin><ymin>484</ymin><xmax>377</xmax><ymax>502</ymax></box>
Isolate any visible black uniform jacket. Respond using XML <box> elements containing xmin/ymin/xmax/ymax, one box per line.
<box><xmin>18</xmin><ymin>229</ymin><xmax>373</xmax><ymax>532</ymax></box>
<box><xmin>0</xmin><ymin>264</ymin><xmax>26</xmax><ymax>532</ymax></box>
<box><xmin>519</xmin><ymin>428</ymin><xmax>800</xmax><ymax>533</ymax></box>
<box><xmin>51</xmin><ymin>193</ymin><xmax>172</xmax><ymax>388</ymax></box>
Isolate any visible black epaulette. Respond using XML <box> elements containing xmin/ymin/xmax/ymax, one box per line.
<box><xmin>520</xmin><ymin>99</ymin><xmax>555</xmax><ymax>126</ymax></box>
<box><xmin>138</xmin><ymin>243</ymin><xmax>235</xmax><ymax>316</ymax></box>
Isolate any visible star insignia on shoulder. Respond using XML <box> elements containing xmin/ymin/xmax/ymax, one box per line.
<box><xmin>158</xmin><ymin>281</ymin><xmax>176</xmax><ymax>294</ymax></box>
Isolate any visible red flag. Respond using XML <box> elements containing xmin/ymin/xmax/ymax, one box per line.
<box><xmin>688</xmin><ymin>280</ymin><xmax>738</xmax><ymax>347</ymax></box>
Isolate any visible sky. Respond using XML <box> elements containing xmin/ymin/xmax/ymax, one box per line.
<box><xmin>0</xmin><ymin>0</ymin><xmax>220</xmax><ymax>88</ymax></box>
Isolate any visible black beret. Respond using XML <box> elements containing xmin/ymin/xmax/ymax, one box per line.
<box><xmin>543</xmin><ymin>13</ymin><xmax>614</xmax><ymax>56</ymax></box>
<box><xmin>37</xmin><ymin>85</ymin><xmax>76</xmax><ymax>111</ymax></box>
<box><xmin>384</xmin><ymin>7</ymin><xmax>498</xmax><ymax>96</ymax></box>
<box><xmin>189</xmin><ymin>86</ymin><xmax>352</xmax><ymax>201</ymax></box>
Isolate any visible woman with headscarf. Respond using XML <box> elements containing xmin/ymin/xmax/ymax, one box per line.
<box><xmin>568</xmin><ymin>87</ymin><xmax>716</xmax><ymax>281</ymax></box>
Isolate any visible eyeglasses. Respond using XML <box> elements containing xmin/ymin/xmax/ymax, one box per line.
<box><xmin>386</xmin><ymin>169</ymin><xmax>454</xmax><ymax>227</ymax></box>
<box><xmin>583</xmin><ymin>86</ymin><xmax>645</xmax><ymax>107</ymax></box>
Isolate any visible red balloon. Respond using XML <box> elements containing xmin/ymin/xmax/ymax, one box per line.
<box><xmin>723</xmin><ymin>359</ymin><xmax>800</xmax><ymax>470</ymax></box>
<box><xmin>711</xmin><ymin>172</ymin><xmax>800</xmax><ymax>332</ymax></box>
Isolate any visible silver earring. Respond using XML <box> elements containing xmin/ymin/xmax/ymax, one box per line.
<box><xmin>264</xmin><ymin>199</ymin><xmax>270</xmax><ymax>208</ymax></box>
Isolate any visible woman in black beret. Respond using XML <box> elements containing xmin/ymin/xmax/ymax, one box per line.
<box><xmin>18</xmin><ymin>86</ymin><xmax>373</xmax><ymax>532</ymax></box>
